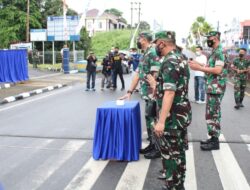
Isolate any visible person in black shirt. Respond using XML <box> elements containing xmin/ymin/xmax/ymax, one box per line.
<box><xmin>101</xmin><ymin>53</ymin><xmax>112</xmax><ymax>90</ymax></box>
<box><xmin>111</xmin><ymin>47</ymin><xmax>125</xmax><ymax>90</ymax></box>
<box><xmin>86</xmin><ymin>52</ymin><xmax>97</xmax><ymax>91</ymax></box>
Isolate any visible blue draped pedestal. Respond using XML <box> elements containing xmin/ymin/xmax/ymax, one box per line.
<box><xmin>0</xmin><ymin>49</ymin><xmax>29</xmax><ymax>83</ymax></box>
<box><xmin>93</xmin><ymin>101</ymin><xmax>142</xmax><ymax>161</ymax></box>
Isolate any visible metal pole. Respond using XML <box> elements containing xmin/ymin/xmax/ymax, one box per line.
<box><xmin>42</xmin><ymin>41</ymin><xmax>45</xmax><ymax>65</ymax></box>
<box><xmin>138</xmin><ymin>2</ymin><xmax>141</xmax><ymax>25</ymax></box>
<box><xmin>26</xmin><ymin>0</ymin><xmax>30</xmax><ymax>42</ymax></box>
<box><xmin>73</xmin><ymin>41</ymin><xmax>76</xmax><ymax>63</ymax></box>
<box><xmin>52</xmin><ymin>41</ymin><xmax>55</xmax><ymax>65</ymax></box>
<box><xmin>130</xmin><ymin>2</ymin><xmax>133</xmax><ymax>40</ymax></box>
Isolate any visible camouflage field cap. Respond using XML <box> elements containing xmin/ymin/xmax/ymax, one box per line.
<box><xmin>153</xmin><ymin>30</ymin><xmax>176</xmax><ymax>43</ymax></box>
<box><xmin>138</xmin><ymin>32</ymin><xmax>153</xmax><ymax>41</ymax></box>
<box><xmin>204</xmin><ymin>31</ymin><xmax>221</xmax><ymax>38</ymax></box>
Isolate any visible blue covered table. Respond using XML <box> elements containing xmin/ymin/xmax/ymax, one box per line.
<box><xmin>0</xmin><ymin>49</ymin><xmax>29</xmax><ymax>83</ymax></box>
<box><xmin>93</xmin><ymin>101</ymin><xmax>142</xmax><ymax>161</ymax></box>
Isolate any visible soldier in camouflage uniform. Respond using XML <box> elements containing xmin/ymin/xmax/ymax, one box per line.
<box><xmin>147</xmin><ymin>31</ymin><xmax>192</xmax><ymax>190</ymax></box>
<box><xmin>120</xmin><ymin>32</ymin><xmax>161</xmax><ymax>159</ymax></box>
<box><xmin>189</xmin><ymin>31</ymin><xmax>227</xmax><ymax>151</ymax></box>
<box><xmin>231</xmin><ymin>48</ymin><xmax>250</xmax><ymax>109</ymax></box>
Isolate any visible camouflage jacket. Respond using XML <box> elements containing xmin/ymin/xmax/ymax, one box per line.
<box><xmin>156</xmin><ymin>50</ymin><xmax>192</xmax><ymax>130</ymax></box>
<box><xmin>137</xmin><ymin>45</ymin><xmax>160</xmax><ymax>100</ymax></box>
<box><xmin>233</xmin><ymin>57</ymin><xmax>249</xmax><ymax>80</ymax></box>
<box><xmin>206</xmin><ymin>44</ymin><xmax>227</xmax><ymax>94</ymax></box>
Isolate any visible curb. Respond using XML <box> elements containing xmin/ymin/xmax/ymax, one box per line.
<box><xmin>0</xmin><ymin>84</ymin><xmax>67</xmax><ymax>105</ymax></box>
<box><xmin>0</xmin><ymin>83</ymin><xmax>15</xmax><ymax>90</ymax></box>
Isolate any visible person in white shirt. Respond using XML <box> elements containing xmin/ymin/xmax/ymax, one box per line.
<box><xmin>194</xmin><ymin>46</ymin><xmax>207</xmax><ymax>104</ymax></box>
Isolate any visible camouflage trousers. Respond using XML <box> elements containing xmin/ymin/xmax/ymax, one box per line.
<box><xmin>234</xmin><ymin>79</ymin><xmax>246</xmax><ymax>104</ymax></box>
<box><xmin>206</xmin><ymin>93</ymin><xmax>224</xmax><ymax>138</ymax></box>
<box><xmin>160</xmin><ymin>129</ymin><xmax>186</xmax><ymax>190</ymax></box>
<box><xmin>145</xmin><ymin>100</ymin><xmax>157</xmax><ymax>130</ymax></box>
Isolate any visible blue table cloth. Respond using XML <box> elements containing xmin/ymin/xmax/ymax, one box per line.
<box><xmin>0</xmin><ymin>49</ymin><xmax>29</xmax><ymax>83</ymax></box>
<box><xmin>93</xmin><ymin>101</ymin><xmax>142</xmax><ymax>161</ymax></box>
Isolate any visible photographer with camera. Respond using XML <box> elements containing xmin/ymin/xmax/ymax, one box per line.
<box><xmin>85</xmin><ymin>52</ymin><xmax>97</xmax><ymax>91</ymax></box>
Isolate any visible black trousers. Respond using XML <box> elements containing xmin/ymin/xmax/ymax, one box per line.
<box><xmin>113</xmin><ymin>69</ymin><xmax>124</xmax><ymax>88</ymax></box>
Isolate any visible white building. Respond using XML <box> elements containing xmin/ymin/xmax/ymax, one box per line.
<box><xmin>85</xmin><ymin>9</ymin><xmax>127</xmax><ymax>35</ymax></box>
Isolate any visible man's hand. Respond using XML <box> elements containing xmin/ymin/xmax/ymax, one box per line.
<box><xmin>154</xmin><ymin>122</ymin><xmax>165</xmax><ymax>137</ymax></box>
<box><xmin>146</xmin><ymin>74</ymin><xmax>157</xmax><ymax>90</ymax></box>
<box><xmin>189</xmin><ymin>60</ymin><xmax>202</xmax><ymax>71</ymax></box>
<box><xmin>119</xmin><ymin>93</ymin><xmax>132</xmax><ymax>100</ymax></box>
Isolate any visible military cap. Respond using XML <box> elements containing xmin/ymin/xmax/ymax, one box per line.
<box><xmin>204</xmin><ymin>31</ymin><xmax>221</xmax><ymax>38</ymax></box>
<box><xmin>138</xmin><ymin>32</ymin><xmax>153</xmax><ymax>41</ymax></box>
<box><xmin>153</xmin><ymin>30</ymin><xmax>176</xmax><ymax>43</ymax></box>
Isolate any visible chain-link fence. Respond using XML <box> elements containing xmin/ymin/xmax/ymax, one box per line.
<box><xmin>28</xmin><ymin>50</ymin><xmax>84</xmax><ymax>65</ymax></box>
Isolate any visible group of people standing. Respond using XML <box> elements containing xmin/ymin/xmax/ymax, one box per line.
<box><xmin>85</xmin><ymin>47</ymin><xmax>127</xmax><ymax>91</ymax></box>
<box><xmin>120</xmin><ymin>30</ymin><xmax>249</xmax><ymax>190</ymax></box>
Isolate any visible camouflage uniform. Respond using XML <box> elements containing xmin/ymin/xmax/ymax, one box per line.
<box><xmin>232</xmin><ymin>57</ymin><xmax>249</xmax><ymax>105</ymax></box>
<box><xmin>205</xmin><ymin>44</ymin><xmax>227</xmax><ymax>138</ymax></box>
<box><xmin>137</xmin><ymin>44</ymin><xmax>160</xmax><ymax>135</ymax></box>
<box><xmin>154</xmin><ymin>31</ymin><xmax>192</xmax><ymax>190</ymax></box>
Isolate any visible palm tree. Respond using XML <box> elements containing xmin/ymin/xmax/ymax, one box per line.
<box><xmin>190</xmin><ymin>16</ymin><xmax>213</xmax><ymax>46</ymax></box>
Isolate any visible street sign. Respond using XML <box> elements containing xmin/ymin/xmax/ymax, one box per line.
<box><xmin>30</xmin><ymin>29</ymin><xmax>47</xmax><ymax>41</ymax></box>
<box><xmin>47</xmin><ymin>16</ymin><xmax>80</xmax><ymax>41</ymax></box>
<box><xmin>10</xmin><ymin>43</ymin><xmax>32</xmax><ymax>50</ymax></box>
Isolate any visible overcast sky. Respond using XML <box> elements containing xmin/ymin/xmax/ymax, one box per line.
<box><xmin>66</xmin><ymin>0</ymin><xmax>250</xmax><ymax>43</ymax></box>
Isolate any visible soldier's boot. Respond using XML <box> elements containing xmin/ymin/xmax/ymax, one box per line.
<box><xmin>200</xmin><ymin>136</ymin><xmax>214</xmax><ymax>144</ymax></box>
<box><xmin>139</xmin><ymin>143</ymin><xmax>154</xmax><ymax>154</ymax></box>
<box><xmin>234</xmin><ymin>104</ymin><xmax>240</xmax><ymax>109</ymax></box>
<box><xmin>162</xmin><ymin>184</ymin><xmax>185</xmax><ymax>190</ymax></box>
<box><xmin>140</xmin><ymin>128</ymin><xmax>154</xmax><ymax>154</ymax></box>
<box><xmin>144</xmin><ymin>145</ymin><xmax>161</xmax><ymax>159</ymax></box>
<box><xmin>200</xmin><ymin>137</ymin><xmax>219</xmax><ymax>151</ymax></box>
<box><xmin>239</xmin><ymin>97</ymin><xmax>244</xmax><ymax>107</ymax></box>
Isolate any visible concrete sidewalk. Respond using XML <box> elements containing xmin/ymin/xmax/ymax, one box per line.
<box><xmin>0</xmin><ymin>69</ymin><xmax>85</xmax><ymax>103</ymax></box>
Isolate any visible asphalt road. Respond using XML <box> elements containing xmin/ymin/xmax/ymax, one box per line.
<box><xmin>0</xmin><ymin>73</ymin><xmax>249</xmax><ymax>190</ymax></box>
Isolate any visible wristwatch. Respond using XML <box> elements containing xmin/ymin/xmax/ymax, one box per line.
<box><xmin>127</xmin><ymin>90</ymin><xmax>133</xmax><ymax>94</ymax></box>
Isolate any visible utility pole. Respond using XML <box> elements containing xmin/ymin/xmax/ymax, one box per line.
<box><xmin>130</xmin><ymin>2</ymin><xmax>133</xmax><ymax>40</ymax></box>
<box><xmin>26</xmin><ymin>0</ymin><xmax>30</xmax><ymax>42</ymax></box>
<box><xmin>138</xmin><ymin>2</ymin><xmax>141</xmax><ymax>25</ymax></box>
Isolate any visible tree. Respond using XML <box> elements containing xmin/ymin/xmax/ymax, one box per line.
<box><xmin>104</xmin><ymin>8</ymin><xmax>122</xmax><ymax>17</ymax></box>
<box><xmin>105</xmin><ymin>8</ymin><xmax>127</xmax><ymax>24</ymax></box>
<box><xmin>138</xmin><ymin>21</ymin><xmax>150</xmax><ymax>31</ymax></box>
<box><xmin>189</xmin><ymin>16</ymin><xmax>213</xmax><ymax>47</ymax></box>
<box><xmin>0</xmin><ymin>0</ymin><xmax>42</xmax><ymax>48</ymax></box>
<box><xmin>76</xmin><ymin>28</ymin><xmax>92</xmax><ymax>59</ymax></box>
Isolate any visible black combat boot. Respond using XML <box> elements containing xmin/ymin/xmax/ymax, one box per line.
<box><xmin>144</xmin><ymin>148</ymin><xmax>161</xmax><ymax>159</ymax></box>
<box><xmin>239</xmin><ymin>98</ymin><xmax>244</xmax><ymax>107</ymax></box>
<box><xmin>200</xmin><ymin>137</ymin><xmax>219</xmax><ymax>151</ymax></box>
<box><xmin>140</xmin><ymin>128</ymin><xmax>154</xmax><ymax>154</ymax></box>
<box><xmin>200</xmin><ymin>136</ymin><xmax>214</xmax><ymax>144</ymax></box>
<box><xmin>139</xmin><ymin>143</ymin><xmax>154</xmax><ymax>154</ymax></box>
<box><xmin>234</xmin><ymin>104</ymin><xmax>240</xmax><ymax>109</ymax></box>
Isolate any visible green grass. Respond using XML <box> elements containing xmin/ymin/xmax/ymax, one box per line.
<box><xmin>92</xmin><ymin>29</ymin><xmax>131</xmax><ymax>56</ymax></box>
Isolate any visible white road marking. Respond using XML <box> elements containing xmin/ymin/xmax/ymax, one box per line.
<box><xmin>115</xmin><ymin>154</ymin><xmax>151</xmax><ymax>190</ymax></box>
<box><xmin>15</xmin><ymin>141</ymin><xmax>85</xmax><ymax>190</ymax></box>
<box><xmin>4</xmin><ymin>96</ymin><xmax>15</xmax><ymax>102</ymax></box>
<box><xmin>64</xmin><ymin>158</ymin><xmax>109</xmax><ymax>190</ymax></box>
<box><xmin>20</xmin><ymin>92</ymin><xmax>30</xmax><ymax>98</ymax></box>
<box><xmin>0</xmin><ymin>86</ymin><xmax>72</xmax><ymax>112</ymax></box>
<box><xmin>35</xmin><ymin>89</ymin><xmax>43</xmax><ymax>94</ymax></box>
<box><xmin>185</xmin><ymin>143</ymin><xmax>197</xmax><ymax>190</ymax></box>
<box><xmin>212</xmin><ymin>134</ymin><xmax>250</xmax><ymax>190</ymax></box>
<box><xmin>241</xmin><ymin>135</ymin><xmax>250</xmax><ymax>152</ymax></box>
<box><xmin>47</xmin><ymin>86</ymin><xmax>54</xmax><ymax>91</ymax></box>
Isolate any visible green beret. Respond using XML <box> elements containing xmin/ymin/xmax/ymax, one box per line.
<box><xmin>138</xmin><ymin>32</ymin><xmax>153</xmax><ymax>42</ymax></box>
<box><xmin>153</xmin><ymin>30</ymin><xmax>176</xmax><ymax>43</ymax></box>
